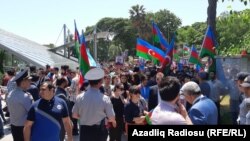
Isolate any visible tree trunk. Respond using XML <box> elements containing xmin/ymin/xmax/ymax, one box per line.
<box><xmin>207</xmin><ymin>0</ymin><xmax>217</xmax><ymax>38</ymax></box>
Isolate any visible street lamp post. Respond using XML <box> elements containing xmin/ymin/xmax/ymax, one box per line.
<box><xmin>94</xmin><ymin>25</ymin><xmax>97</xmax><ymax>61</ymax></box>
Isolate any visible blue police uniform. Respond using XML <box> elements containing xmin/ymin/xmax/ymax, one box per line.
<box><xmin>72</xmin><ymin>68</ymin><xmax>115</xmax><ymax>141</ymax></box>
<box><xmin>7</xmin><ymin>69</ymin><xmax>33</xmax><ymax>141</ymax></box>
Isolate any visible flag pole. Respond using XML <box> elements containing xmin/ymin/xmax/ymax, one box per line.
<box><xmin>182</xmin><ymin>44</ymin><xmax>184</xmax><ymax>59</ymax></box>
<box><xmin>94</xmin><ymin>25</ymin><xmax>97</xmax><ymax>61</ymax></box>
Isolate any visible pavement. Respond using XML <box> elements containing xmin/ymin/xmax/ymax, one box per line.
<box><xmin>1</xmin><ymin>124</ymin><xmax>81</xmax><ymax>141</ymax></box>
<box><xmin>1</xmin><ymin>123</ymin><xmax>127</xmax><ymax>141</ymax></box>
<box><xmin>1</xmin><ymin>101</ymin><xmax>127</xmax><ymax>141</ymax></box>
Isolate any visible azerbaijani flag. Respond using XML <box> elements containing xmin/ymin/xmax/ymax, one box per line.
<box><xmin>200</xmin><ymin>25</ymin><xmax>216</xmax><ymax>58</ymax></box>
<box><xmin>159</xmin><ymin>34</ymin><xmax>175</xmax><ymax>73</ymax></box>
<box><xmin>173</xmin><ymin>48</ymin><xmax>180</xmax><ymax>62</ymax></box>
<box><xmin>199</xmin><ymin>25</ymin><xmax>216</xmax><ymax>72</ymax></box>
<box><xmin>183</xmin><ymin>45</ymin><xmax>190</xmax><ymax>56</ymax></box>
<box><xmin>144</xmin><ymin>112</ymin><xmax>152</xmax><ymax>125</ymax></box>
<box><xmin>189</xmin><ymin>45</ymin><xmax>202</xmax><ymax>66</ymax></box>
<box><xmin>81</xmin><ymin>30</ymin><xmax>97</xmax><ymax>67</ymax></box>
<box><xmin>75</xmin><ymin>21</ymin><xmax>90</xmax><ymax>86</ymax></box>
<box><xmin>136</xmin><ymin>38</ymin><xmax>165</xmax><ymax>63</ymax></box>
<box><xmin>152</xmin><ymin>21</ymin><xmax>169</xmax><ymax>51</ymax></box>
<box><xmin>152</xmin><ymin>22</ymin><xmax>160</xmax><ymax>44</ymax></box>
<box><xmin>74</xmin><ymin>20</ymin><xmax>80</xmax><ymax>59</ymax></box>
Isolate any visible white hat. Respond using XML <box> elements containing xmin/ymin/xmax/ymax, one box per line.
<box><xmin>240</xmin><ymin>76</ymin><xmax>250</xmax><ymax>87</ymax></box>
<box><xmin>84</xmin><ymin>68</ymin><xmax>105</xmax><ymax>80</ymax></box>
<box><xmin>180</xmin><ymin>81</ymin><xmax>201</xmax><ymax>94</ymax></box>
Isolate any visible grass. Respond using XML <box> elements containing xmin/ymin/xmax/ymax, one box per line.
<box><xmin>220</xmin><ymin>95</ymin><xmax>232</xmax><ymax>124</ymax></box>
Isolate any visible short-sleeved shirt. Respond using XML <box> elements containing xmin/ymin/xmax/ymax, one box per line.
<box><xmin>7</xmin><ymin>87</ymin><xmax>33</xmax><ymax>126</ymax></box>
<box><xmin>69</xmin><ymin>77</ymin><xmax>79</xmax><ymax>102</ymax></box>
<box><xmin>151</xmin><ymin>101</ymin><xmax>187</xmax><ymax>125</ymax></box>
<box><xmin>6</xmin><ymin>77</ymin><xmax>16</xmax><ymax>93</ymax></box>
<box><xmin>27</xmin><ymin>97</ymin><xmax>69</xmax><ymax>141</ymax></box>
<box><xmin>72</xmin><ymin>87</ymin><xmax>115</xmax><ymax>125</ymax></box>
<box><xmin>238</xmin><ymin>98</ymin><xmax>250</xmax><ymax>125</ymax></box>
<box><xmin>110</xmin><ymin>96</ymin><xmax>124</xmax><ymax>118</ymax></box>
<box><xmin>124</xmin><ymin>100</ymin><xmax>144</xmax><ymax>124</ymax></box>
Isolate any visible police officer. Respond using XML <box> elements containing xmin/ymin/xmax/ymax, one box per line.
<box><xmin>238</xmin><ymin>75</ymin><xmax>250</xmax><ymax>124</ymax></box>
<box><xmin>7</xmin><ymin>69</ymin><xmax>33</xmax><ymax>141</ymax></box>
<box><xmin>72</xmin><ymin>68</ymin><xmax>116</xmax><ymax>141</ymax></box>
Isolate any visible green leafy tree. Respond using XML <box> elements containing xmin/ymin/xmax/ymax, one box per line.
<box><xmin>217</xmin><ymin>9</ymin><xmax>250</xmax><ymax>55</ymax></box>
<box><xmin>152</xmin><ymin>9</ymin><xmax>182</xmax><ymax>43</ymax></box>
<box><xmin>84</xmin><ymin>17</ymin><xmax>137</xmax><ymax>61</ymax></box>
<box><xmin>177</xmin><ymin>22</ymin><xmax>206</xmax><ymax>49</ymax></box>
<box><xmin>207</xmin><ymin>0</ymin><xmax>249</xmax><ymax>37</ymax></box>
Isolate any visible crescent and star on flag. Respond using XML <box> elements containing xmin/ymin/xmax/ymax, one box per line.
<box><xmin>148</xmin><ymin>49</ymin><xmax>156</xmax><ymax>56</ymax></box>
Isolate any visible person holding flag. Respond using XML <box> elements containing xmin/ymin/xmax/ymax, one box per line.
<box><xmin>189</xmin><ymin>45</ymin><xmax>203</xmax><ymax>72</ymax></box>
<box><xmin>152</xmin><ymin>21</ymin><xmax>175</xmax><ymax>75</ymax></box>
<box><xmin>199</xmin><ymin>25</ymin><xmax>217</xmax><ymax>73</ymax></box>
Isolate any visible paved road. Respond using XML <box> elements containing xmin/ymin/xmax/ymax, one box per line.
<box><xmin>1</xmin><ymin>121</ymin><xmax>127</xmax><ymax>141</ymax></box>
<box><xmin>1</xmin><ymin>97</ymin><xmax>127</xmax><ymax>141</ymax></box>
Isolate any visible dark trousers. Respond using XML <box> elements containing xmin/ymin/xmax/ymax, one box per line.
<box><xmin>72</xmin><ymin>118</ymin><xmax>78</xmax><ymax>134</ymax></box>
<box><xmin>109</xmin><ymin>117</ymin><xmax>124</xmax><ymax>141</ymax></box>
<box><xmin>80</xmin><ymin>124</ymin><xmax>108</xmax><ymax>141</ymax></box>
<box><xmin>214</xmin><ymin>101</ymin><xmax>220</xmax><ymax>124</ymax></box>
<box><xmin>231</xmin><ymin>111</ymin><xmax>239</xmax><ymax>125</ymax></box>
<box><xmin>69</xmin><ymin>101</ymin><xmax>78</xmax><ymax>134</ymax></box>
<box><xmin>11</xmin><ymin>125</ymin><xmax>24</xmax><ymax>141</ymax></box>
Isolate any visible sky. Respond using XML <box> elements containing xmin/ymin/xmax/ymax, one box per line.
<box><xmin>0</xmin><ymin>0</ymin><xmax>249</xmax><ymax>46</ymax></box>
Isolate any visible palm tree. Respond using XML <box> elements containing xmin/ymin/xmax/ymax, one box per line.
<box><xmin>129</xmin><ymin>5</ymin><xmax>150</xmax><ymax>39</ymax></box>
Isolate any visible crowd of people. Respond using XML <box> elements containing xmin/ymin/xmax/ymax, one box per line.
<box><xmin>0</xmin><ymin>61</ymin><xmax>249</xmax><ymax>141</ymax></box>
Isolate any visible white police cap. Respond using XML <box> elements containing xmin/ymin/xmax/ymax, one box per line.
<box><xmin>12</xmin><ymin>69</ymin><xmax>32</xmax><ymax>82</ymax></box>
<box><xmin>84</xmin><ymin>68</ymin><xmax>105</xmax><ymax>80</ymax></box>
<box><xmin>241</xmin><ymin>75</ymin><xmax>250</xmax><ymax>88</ymax></box>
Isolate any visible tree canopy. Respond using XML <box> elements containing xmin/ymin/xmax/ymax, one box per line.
<box><xmin>80</xmin><ymin>3</ymin><xmax>249</xmax><ymax>61</ymax></box>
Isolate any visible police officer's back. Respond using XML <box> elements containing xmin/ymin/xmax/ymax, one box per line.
<box><xmin>72</xmin><ymin>68</ymin><xmax>116</xmax><ymax>141</ymax></box>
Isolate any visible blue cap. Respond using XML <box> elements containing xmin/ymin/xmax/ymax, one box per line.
<box><xmin>12</xmin><ymin>69</ymin><xmax>32</xmax><ymax>82</ymax></box>
<box><xmin>198</xmin><ymin>72</ymin><xmax>208</xmax><ymax>79</ymax></box>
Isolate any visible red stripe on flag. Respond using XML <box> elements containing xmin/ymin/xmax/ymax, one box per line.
<box><xmin>80</xmin><ymin>44</ymin><xmax>89</xmax><ymax>64</ymax></box>
<box><xmin>79</xmin><ymin>73</ymin><xmax>84</xmax><ymax>88</ymax></box>
<box><xmin>152</xmin><ymin>52</ymin><xmax>165</xmax><ymax>62</ymax></box>
<box><xmin>136</xmin><ymin>45</ymin><xmax>149</xmax><ymax>54</ymax></box>
<box><xmin>203</xmin><ymin>37</ymin><xmax>216</xmax><ymax>54</ymax></box>
<box><xmin>191</xmin><ymin>52</ymin><xmax>199</xmax><ymax>59</ymax></box>
<box><xmin>152</xmin><ymin>26</ymin><xmax>157</xmax><ymax>35</ymax></box>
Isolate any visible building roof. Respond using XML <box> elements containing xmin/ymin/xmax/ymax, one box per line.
<box><xmin>0</xmin><ymin>28</ymin><xmax>78</xmax><ymax>69</ymax></box>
